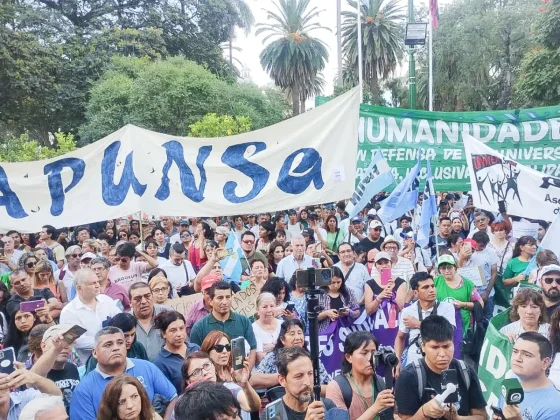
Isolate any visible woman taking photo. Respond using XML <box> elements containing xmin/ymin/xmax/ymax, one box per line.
<box><xmin>182</xmin><ymin>352</ymin><xmax>260</xmax><ymax>416</ymax></box>
<box><xmin>364</xmin><ymin>252</ymin><xmax>407</xmax><ymax>316</ymax></box>
<box><xmin>326</xmin><ymin>332</ymin><xmax>394</xmax><ymax>420</ymax></box>
<box><xmin>434</xmin><ymin>255</ymin><xmax>483</xmax><ymax>338</ymax></box>
<box><xmin>318</xmin><ymin>266</ymin><xmax>360</xmax><ymax>331</ymax></box>
<box><xmin>502</xmin><ymin>235</ymin><xmax>537</xmax><ymax>287</ymax></box>
<box><xmin>151</xmin><ymin>226</ymin><xmax>171</xmax><ymax>259</ymax></box>
<box><xmin>252</xmin><ymin>293</ymin><xmax>282</xmax><ymax>363</ymax></box>
<box><xmin>256</xmin><ymin>221</ymin><xmax>275</xmax><ymax>255</ymax></box>
<box><xmin>499</xmin><ymin>288</ymin><xmax>550</xmax><ymax>342</ymax></box>
<box><xmin>97</xmin><ymin>374</ymin><xmax>162</xmax><ymax>420</ymax></box>
<box><xmin>152</xmin><ymin>310</ymin><xmax>199</xmax><ymax>394</ymax></box>
<box><xmin>33</xmin><ymin>260</ymin><xmax>68</xmax><ymax>304</ymax></box>
<box><xmin>268</xmin><ymin>241</ymin><xmax>285</xmax><ymax>274</ymax></box>
<box><xmin>200</xmin><ymin>331</ymin><xmax>235</xmax><ymax>382</ymax></box>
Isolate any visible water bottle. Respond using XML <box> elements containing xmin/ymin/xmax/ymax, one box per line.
<box><xmin>388</xmin><ymin>303</ymin><xmax>397</xmax><ymax>328</ymax></box>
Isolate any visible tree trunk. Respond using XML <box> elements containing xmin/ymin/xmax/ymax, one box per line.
<box><xmin>229</xmin><ymin>28</ymin><xmax>234</xmax><ymax>77</ymax></box>
<box><xmin>292</xmin><ymin>84</ymin><xmax>300</xmax><ymax>116</ymax></box>
<box><xmin>370</xmin><ymin>69</ymin><xmax>380</xmax><ymax>105</ymax></box>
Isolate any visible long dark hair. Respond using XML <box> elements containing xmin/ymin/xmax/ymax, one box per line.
<box><xmin>0</xmin><ymin>282</ymin><xmax>11</xmax><ymax>315</ymax></box>
<box><xmin>97</xmin><ymin>374</ymin><xmax>155</xmax><ymax>420</ymax></box>
<box><xmin>325</xmin><ymin>215</ymin><xmax>339</xmax><ymax>233</ymax></box>
<box><xmin>268</xmin><ymin>241</ymin><xmax>285</xmax><ymax>266</ymax></box>
<box><xmin>549</xmin><ymin>307</ymin><xmax>560</xmax><ymax>355</ymax></box>
<box><xmin>4</xmin><ymin>304</ymin><xmax>40</xmax><ymax>354</ymax></box>
<box><xmin>273</xmin><ymin>319</ymin><xmax>306</xmax><ymax>351</ymax></box>
<box><xmin>260</xmin><ymin>221</ymin><xmax>276</xmax><ymax>242</ymax></box>
<box><xmin>261</xmin><ymin>277</ymin><xmax>290</xmax><ymax>303</ymax></box>
<box><xmin>512</xmin><ymin>236</ymin><xmax>537</xmax><ymax>258</ymax></box>
<box><xmin>341</xmin><ymin>331</ymin><xmax>378</xmax><ymax>374</ymax></box>
<box><xmin>200</xmin><ymin>222</ymin><xmax>213</xmax><ymax>240</ymax></box>
<box><xmin>331</xmin><ymin>266</ymin><xmax>351</xmax><ymax>301</ymax></box>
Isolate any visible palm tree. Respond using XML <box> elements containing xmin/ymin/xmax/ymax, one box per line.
<box><xmin>257</xmin><ymin>0</ymin><xmax>330</xmax><ymax>116</ymax></box>
<box><xmin>226</xmin><ymin>0</ymin><xmax>255</xmax><ymax>76</ymax></box>
<box><xmin>342</xmin><ymin>0</ymin><xmax>405</xmax><ymax>104</ymax></box>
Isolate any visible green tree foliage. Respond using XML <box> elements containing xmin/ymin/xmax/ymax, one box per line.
<box><xmin>189</xmin><ymin>114</ymin><xmax>251</xmax><ymax>137</ymax></box>
<box><xmin>257</xmin><ymin>0</ymin><xmax>330</xmax><ymax>116</ymax></box>
<box><xmin>79</xmin><ymin>56</ymin><xmax>291</xmax><ymax>143</ymax></box>
<box><xmin>430</xmin><ymin>0</ymin><xmax>539</xmax><ymax>111</ymax></box>
<box><xmin>0</xmin><ymin>133</ymin><xmax>77</xmax><ymax>162</ymax></box>
<box><xmin>341</xmin><ymin>0</ymin><xmax>405</xmax><ymax>105</ymax></box>
<box><xmin>515</xmin><ymin>0</ymin><xmax>560</xmax><ymax>106</ymax></box>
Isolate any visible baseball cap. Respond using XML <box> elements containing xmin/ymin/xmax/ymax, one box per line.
<box><xmin>351</xmin><ymin>216</ymin><xmax>363</xmax><ymax>223</ymax></box>
<box><xmin>438</xmin><ymin>255</ymin><xmax>457</xmax><ymax>267</ymax></box>
<box><xmin>81</xmin><ymin>252</ymin><xmax>96</xmax><ymax>261</ymax></box>
<box><xmin>309</xmin><ymin>212</ymin><xmax>319</xmax><ymax>220</ymax></box>
<box><xmin>324</xmin><ymin>204</ymin><xmax>335</xmax><ymax>211</ymax></box>
<box><xmin>464</xmin><ymin>238</ymin><xmax>478</xmax><ymax>249</ymax></box>
<box><xmin>369</xmin><ymin>220</ymin><xmax>382</xmax><ymax>230</ymax></box>
<box><xmin>180</xmin><ymin>220</ymin><xmax>190</xmax><ymax>226</ymax></box>
<box><xmin>42</xmin><ymin>324</ymin><xmax>72</xmax><ymax>343</ymax></box>
<box><xmin>215</xmin><ymin>226</ymin><xmax>230</xmax><ymax>236</ymax></box>
<box><xmin>302</xmin><ymin>228</ymin><xmax>314</xmax><ymax>237</ymax></box>
<box><xmin>201</xmin><ymin>274</ymin><xmax>221</xmax><ymax>291</ymax></box>
<box><xmin>375</xmin><ymin>252</ymin><xmax>391</xmax><ymax>263</ymax></box>
<box><xmin>540</xmin><ymin>264</ymin><xmax>560</xmax><ymax>277</ymax></box>
<box><xmin>367</xmin><ymin>209</ymin><xmax>377</xmax><ymax>218</ymax></box>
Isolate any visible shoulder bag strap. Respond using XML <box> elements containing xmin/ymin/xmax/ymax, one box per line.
<box><xmin>182</xmin><ymin>261</ymin><xmax>189</xmax><ymax>282</ymax></box>
<box><xmin>334</xmin><ymin>374</ymin><xmax>353</xmax><ymax>409</ymax></box>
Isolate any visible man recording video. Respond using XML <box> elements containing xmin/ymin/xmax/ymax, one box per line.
<box><xmin>492</xmin><ymin>332</ymin><xmax>560</xmax><ymax>420</ymax></box>
<box><xmin>395</xmin><ymin>316</ymin><xmax>486</xmax><ymax>420</ymax></box>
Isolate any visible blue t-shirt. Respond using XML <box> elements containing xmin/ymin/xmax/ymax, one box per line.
<box><xmin>500</xmin><ymin>383</ymin><xmax>560</xmax><ymax>420</ymax></box>
<box><xmin>70</xmin><ymin>358</ymin><xmax>177</xmax><ymax>420</ymax></box>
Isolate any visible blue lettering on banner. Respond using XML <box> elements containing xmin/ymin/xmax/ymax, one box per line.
<box><xmin>0</xmin><ymin>166</ymin><xmax>28</xmax><ymax>219</ymax></box>
<box><xmin>222</xmin><ymin>142</ymin><xmax>269</xmax><ymax>203</ymax></box>
<box><xmin>44</xmin><ymin>158</ymin><xmax>85</xmax><ymax>216</ymax></box>
<box><xmin>102</xmin><ymin>141</ymin><xmax>147</xmax><ymax>206</ymax></box>
<box><xmin>155</xmin><ymin>141</ymin><xmax>212</xmax><ymax>202</ymax></box>
<box><xmin>277</xmin><ymin>148</ymin><xmax>324</xmax><ymax>194</ymax></box>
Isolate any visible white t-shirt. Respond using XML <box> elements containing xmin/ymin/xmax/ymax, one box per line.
<box><xmin>499</xmin><ymin>320</ymin><xmax>550</xmax><ymax>340</ymax></box>
<box><xmin>158</xmin><ymin>260</ymin><xmax>196</xmax><ymax>297</ymax></box>
<box><xmin>399</xmin><ymin>300</ymin><xmax>456</xmax><ymax>365</ymax></box>
<box><xmin>286</xmin><ymin>222</ymin><xmax>303</xmax><ymax>241</ymax></box>
<box><xmin>109</xmin><ymin>261</ymin><xmax>150</xmax><ymax>291</ymax></box>
<box><xmin>252</xmin><ymin>320</ymin><xmax>283</xmax><ymax>352</ymax></box>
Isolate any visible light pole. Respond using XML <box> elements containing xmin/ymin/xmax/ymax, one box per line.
<box><xmin>408</xmin><ymin>0</ymin><xmax>416</xmax><ymax>109</ymax></box>
<box><xmin>337</xmin><ymin>0</ymin><xmax>343</xmax><ymax>86</ymax></box>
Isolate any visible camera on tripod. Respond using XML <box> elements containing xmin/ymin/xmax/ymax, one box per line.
<box><xmin>374</xmin><ymin>345</ymin><xmax>399</xmax><ymax>369</ymax></box>
<box><xmin>295</xmin><ymin>267</ymin><xmax>332</xmax><ymax>288</ymax></box>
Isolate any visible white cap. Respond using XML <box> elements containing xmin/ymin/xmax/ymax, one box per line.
<box><xmin>368</xmin><ymin>209</ymin><xmax>377</xmax><ymax>216</ymax></box>
<box><xmin>369</xmin><ymin>220</ymin><xmax>382</xmax><ymax>230</ymax></box>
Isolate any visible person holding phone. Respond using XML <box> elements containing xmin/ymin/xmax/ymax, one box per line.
<box><xmin>364</xmin><ymin>252</ymin><xmax>407</xmax><ymax>317</ymax></box>
<box><xmin>318</xmin><ymin>266</ymin><xmax>359</xmax><ymax>331</ymax></box>
<box><xmin>502</xmin><ymin>236</ymin><xmax>538</xmax><ymax>288</ymax></box>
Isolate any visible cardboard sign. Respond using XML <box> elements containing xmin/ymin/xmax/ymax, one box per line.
<box><xmin>457</xmin><ymin>265</ymin><xmax>486</xmax><ymax>287</ymax></box>
<box><xmin>512</xmin><ymin>221</ymin><xmax>539</xmax><ymax>239</ymax></box>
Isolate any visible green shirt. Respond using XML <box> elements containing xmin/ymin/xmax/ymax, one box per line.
<box><xmin>434</xmin><ymin>275</ymin><xmax>475</xmax><ymax>336</ymax></box>
<box><xmin>327</xmin><ymin>229</ymin><xmax>344</xmax><ymax>252</ymax></box>
<box><xmin>240</xmin><ymin>251</ymin><xmax>268</xmax><ymax>276</ymax></box>
<box><xmin>189</xmin><ymin>310</ymin><xmax>257</xmax><ymax>350</ymax></box>
<box><xmin>502</xmin><ymin>257</ymin><xmax>530</xmax><ymax>285</ymax></box>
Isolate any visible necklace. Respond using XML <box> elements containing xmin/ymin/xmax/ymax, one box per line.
<box><xmin>347</xmin><ymin>373</ymin><xmax>376</xmax><ymax>412</ymax></box>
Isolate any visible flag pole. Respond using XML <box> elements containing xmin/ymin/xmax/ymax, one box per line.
<box><xmin>428</xmin><ymin>13</ymin><xmax>434</xmax><ymax>111</ymax></box>
<box><xmin>357</xmin><ymin>0</ymin><xmax>364</xmax><ymax>103</ymax></box>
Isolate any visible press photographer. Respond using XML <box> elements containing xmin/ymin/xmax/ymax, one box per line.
<box><xmin>326</xmin><ymin>331</ymin><xmax>395</xmax><ymax>420</ymax></box>
<box><xmin>394</xmin><ymin>316</ymin><xmax>486</xmax><ymax>420</ymax></box>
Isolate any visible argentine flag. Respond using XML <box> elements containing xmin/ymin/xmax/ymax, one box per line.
<box><xmin>220</xmin><ymin>232</ymin><xmax>243</xmax><ymax>283</ymax></box>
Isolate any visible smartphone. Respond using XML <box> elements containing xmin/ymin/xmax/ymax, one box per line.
<box><xmin>216</xmin><ymin>248</ymin><xmax>232</xmax><ymax>260</ymax></box>
<box><xmin>381</xmin><ymin>268</ymin><xmax>391</xmax><ymax>286</ymax></box>
<box><xmin>0</xmin><ymin>347</ymin><xmax>16</xmax><ymax>375</ymax></box>
<box><xmin>464</xmin><ymin>242</ymin><xmax>472</xmax><ymax>253</ymax></box>
<box><xmin>442</xmin><ymin>369</ymin><xmax>459</xmax><ymax>403</ymax></box>
<box><xmin>285</xmin><ymin>303</ymin><xmax>295</xmax><ymax>312</ymax></box>
<box><xmin>62</xmin><ymin>325</ymin><xmax>88</xmax><ymax>345</ymax></box>
<box><xmin>265</xmin><ymin>398</ymin><xmax>285</xmax><ymax>420</ymax></box>
<box><xmin>339</xmin><ymin>307</ymin><xmax>349</xmax><ymax>313</ymax></box>
<box><xmin>231</xmin><ymin>337</ymin><xmax>245</xmax><ymax>371</ymax></box>
<box><xmin>316</xmin><ymin>243</ymin><xmax>322</xmax><ymax>253</ymax></box>
<box><xmin>498</xmin><ymin>200</ymin><xmax>507</xmax><ymax>214</ymax></box>
<box><xmin>491</xmin><ymin>406</ymin><xmax>505</xmax><ymax>420</ymax></box>
<box><xmin>0</xmin><ymin>248</ymin><xmax>4</xmax><ymax>256</ymax></box>
<box><xmin>20</xmin><ymin>300</ymin><xmax>45</xmax><ymax>313</ymax></box>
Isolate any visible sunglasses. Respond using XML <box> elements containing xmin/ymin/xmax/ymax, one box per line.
<box><xmin>119</xmin><ymin>257</ymin><xmax>131</xmax><ymax>262</ymax></box>
<box><xmin>242</xmin><ymin>240</ymin><xmax>255</xmax><ymax>244</ymax></box>
<box><xmin>373</xmin><ymin>228</ymin><xmax>382</xmax><ymax>232</ymax></box>
<box><xmin>26</xmin><ymin>262</ymin><xmax>36</xmax><ymax>268</ymax></box>
<box><xmin>543</xmin><ymin>277</ymin><xmax>560</xmax><ymax>286</ymax></box>
<box><xmin>70</xmin><ymin>253</ymin><xmax>83</xmax><ymax>259</ymax></box>
<box><xmin>212</xmin><ymin>344</ymin><xmax>231</xmax><ymax>353</ymax></box>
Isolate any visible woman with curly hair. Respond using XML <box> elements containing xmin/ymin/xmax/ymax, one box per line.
<box><xmin>97</xmin><ymin>374</ymin><xmax>162</xmax><ymax>420</ymax></box>
<box><xmin>499</xmin><ymin>288</ymin><xmax>550</xmax><ymax>342</ymax></box>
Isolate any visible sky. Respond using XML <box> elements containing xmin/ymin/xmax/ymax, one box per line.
<box><xmin>231</xmin><ymin>0</ymin><xmax>453</xmax><ymax>98</ymax></box>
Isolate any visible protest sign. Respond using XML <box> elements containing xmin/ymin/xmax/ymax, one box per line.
<box><xmin>478</xmin><ymin>310</ymin><xmax>513</xmax><ymax>418</ymax></box>
<box><xmin>316</xmin><ymin>97</ymin><xmax>560</xmax><ymax>190</ymax></box>
<box><xmin>457</xmin><ymin>265</ymin><xmax>486</xmax><ymax>287</ymax></box>
<box><xmin>0</xmin><ymin>88</ymin><xmax>360</xmax><ymax>232</ymax></box>
<box><xmin>166</xmin><ymin>281</ymin><xmax>258</xmax><ymax>318</ymax></box>
<box><xmin>512</xmin><ymin>221</ymin><xmax>539</xmax><ymax>239</ymax></box>
<box><xmin>463</xmin><ymin>133</ymin><xmax>560</xmax><ymax>221</ymax></box>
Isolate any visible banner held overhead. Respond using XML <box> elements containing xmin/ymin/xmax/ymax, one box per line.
<box><xmin>0</xmin><ymin>88</ymin><xmax>361</xmax><ymax>232</ymax></box>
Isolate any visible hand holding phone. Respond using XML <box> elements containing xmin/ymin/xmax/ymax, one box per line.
<box><xmin>62</xmin><ymin>325</ymin><xmax>88</xmax><ymax>345</ymax></box>
<box><xmin>231</xmin><ymin>337</ymin><xmax>245</xmax><ymax>371</ymax></box>
<box><xmin>20</xmin><ymin>299</ymin><xmax>46</xmax><ymax>313</ymax></box>
<box><xmin>381</xmin><ymin>268</ymin><xmax>391</xmax><ymax>286</ymax></box>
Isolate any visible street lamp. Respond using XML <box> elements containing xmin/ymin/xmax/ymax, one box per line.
<box><xmin>405</xmin><ymin>23</ymin><xmax>428</xmax><ymax>46</ymax></box>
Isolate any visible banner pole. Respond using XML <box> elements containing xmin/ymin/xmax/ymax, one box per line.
<box><xmin>428</xmin><ymin>13</ymin><xmax>434</xmax><ymax>111</ymax></box>
<box><xmin>357</xmin><ymin>0</ymin><xmax>364</xmax><ymax>103</ymax></box>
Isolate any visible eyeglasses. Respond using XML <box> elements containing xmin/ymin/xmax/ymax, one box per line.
<box><xmin>70</xmin><ymin>253</ymin><xmax>83</xmax><ymax>259</ymax></box>
<box><xmin>373</xmin><ymin>228</ymin><xmax>382</xmax><ymax>232</ymax></box>
<box><xmin>119</xmin><ymin>257</ymin><xmax>131</xmax><ymax>263</ymax></box>
<box><xmin>543</xmin><ymin>277</ymin><xmax>560</xmax><ymax>286</ymax></box>
<box><xmin>26</xmin><ymin>262</ymin><xmax>36</xmax><ymax>268</ymax></box>
<box><xmin>212</xmin><ymin>344</ymin><xmax>231</xmax><ymax>353</ymax></box>
<box><xmin>152</xmin><ymin>286</ymin><xmax>169</xmax><ymax>294</ymax></box>
<box><xmin>189</xmin><ymin>361</ymin><xmax>213</xmax><ymax>378</ymax></box>
<box><xmin>91</xmin><ymin>267</ymin><xmax>106</xmax><ymax>272</ymax></box>
<box><xmin>439</xmin><ymin>264</ymin><xmax>455</xmax><ymax>272</ymax></box>
<box><xmin>384</xmin><ymin>246</ymin><xmax>398</xmax><ymax>251</ymax></box>
<box><xmin>242</xmin><ymin>240</ymin><xmax>254</xmax><ymax>244</ymax></box>
<box><xmin>474</xmin><ymin>219</ymin><xmax>487</xmax><ymax>224</ymax></box>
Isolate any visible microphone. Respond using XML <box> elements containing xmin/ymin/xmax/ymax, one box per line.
<box><xmin>434</xmin><ymin>383</ymin><xmax>457</xmax><ymax>408</ymax></box>
<box><xmin>501</xmin><ymin>378</ymin><xmax>524</xmax><ymax>405</ymax></box>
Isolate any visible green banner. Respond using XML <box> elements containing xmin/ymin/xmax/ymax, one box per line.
<box><xmin>316</xmin><ymin>97</ymin><xmax>560</xmax><ymax>191</ymax></box>
<box><xmin>478</xmin><ymin>310</ymin><xmax>513</xmax><ymax>415</ymax></box>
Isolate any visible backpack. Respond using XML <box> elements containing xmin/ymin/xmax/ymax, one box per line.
<box><xmin>411</xmin><ymin>359</ymin><xmax>470</xmax><ymax>401</ymax></box>
<box><xmin>333</xmin><ymin>373</ymin><xmax>386</xmax><ymax>410</ymax></box>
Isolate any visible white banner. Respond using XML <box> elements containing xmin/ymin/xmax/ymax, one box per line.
<box><xmin>463</xmin><ymin>133</ymin><xmax>560</xmax><ymax>221</ymax></box>
<box><xmin>0</xmin><ymin>88</ymin><xmax>361</xmax><ymax>232</ymax></box>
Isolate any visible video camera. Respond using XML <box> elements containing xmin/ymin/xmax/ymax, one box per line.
<box><xmin>295</xmin><ymin>267</ymin><xmax>332</xmax><ymax>289</ymax></box>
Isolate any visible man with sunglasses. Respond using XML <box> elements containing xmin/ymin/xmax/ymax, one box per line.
<box><xmin>357</xmin><ymin>220</ymin><xmax>385</xmax><ymax>254</ymax></box>
<box><xmin>539</xmin><ymin>265</ymin><xmax>560</xmax><ymax>318</ymax></box>
<box><xmin>239</xmin><ymin>231</ymin><xmax>267</xmax><ymax>281</ymax></box>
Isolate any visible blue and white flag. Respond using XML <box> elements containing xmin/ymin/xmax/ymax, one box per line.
<box><xmin>377</xmin><ymin>155</ymin><xmax>422</xmax><ymax>224</ymax></box>
<box><xmin>346</xmin><ymin>149</ymin><xmax>395</xmax><ymax>219</ymax></box>
<box><xmin>220</xmin><ymin>232</ymin><xmax>243</xmax><ymax>283</ymax></box>
<box><xmin>524</xmin><ymin>213</ymin><xmax>560</xmax><ymax>275</ymax></box>
<box><xmin>417</xmin><ymin>160</ymin><xmax>437</xmax><ymax>247</ymax></box>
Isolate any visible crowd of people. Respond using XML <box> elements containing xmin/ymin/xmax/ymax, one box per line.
<box><xmin>0</xmin><ymin>191</ymin><xmax>559</xmax><ymax>420</ymax></box>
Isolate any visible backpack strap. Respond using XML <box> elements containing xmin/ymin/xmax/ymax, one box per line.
<box><xmin>412</xmin><ymin>359</ymin><xmax>427</xmax><ymax>402</ymax></box>
<box><xmin>455</xmin><ymin>359</ymin><xmax>471</xmax><ymax>390</ymax></box>
<box><xmin>58</xmin><ymin>269</ymin><xmax>66</xmax><ymax>281</ymax></box>
<box><xmin>334</xmin><ymin>374</ymin><xmax>353</xmax><ymax>410</ymax></box>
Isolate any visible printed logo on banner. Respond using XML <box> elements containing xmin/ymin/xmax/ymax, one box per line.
<box><xmin>471</xmin><ymin>154</ymin><xmax>522</xmax><ymax>206</ymax></box>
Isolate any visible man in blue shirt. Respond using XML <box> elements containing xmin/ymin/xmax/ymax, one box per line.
<box><xmin>495</xmin><ymin>332</ymin><xmax>560</xmax><ymax>420</ymax></box>
<box><xmin>70</xmin><ymin>326</ymin><xmax>177</xmax><ymax>420</ymax></box>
